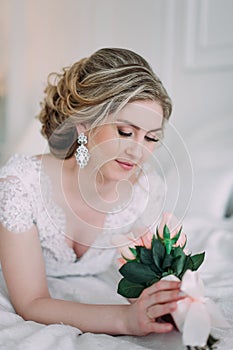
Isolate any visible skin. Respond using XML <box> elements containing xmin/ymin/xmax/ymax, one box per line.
<box><xmin>0</xmin><ymin>100</ymin><xmax>184</xmax><ymax>335</ymax></box>
<box><xmin>86</xmin><ymin>100</ymin><xmax>164</xmax><ymax>185</ymax></box>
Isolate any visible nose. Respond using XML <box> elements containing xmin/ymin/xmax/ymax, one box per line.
<box><xmin>125</xmin><ymin>141</ymin><xmax>143</xmax><ymax>162</ymax></box>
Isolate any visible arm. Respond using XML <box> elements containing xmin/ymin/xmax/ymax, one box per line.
<box><xmin>0</xmin><ymin>224</ymin><xmax>182</xmax><ymax>336</ymax></box>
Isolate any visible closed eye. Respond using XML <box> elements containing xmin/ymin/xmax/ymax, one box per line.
<box><xmin>145</xmin><ymin>135</ymin><xmax>159</xmax><ymax>142</ymax></box>
<box><xmin>118</xmin><ymin>128</ymin><xmax>160</xmax><ymax>142</ymax></box>
<box><xmin>118</xmin><ymin>129</ymin><xmax>132</xmax><ymax>137</ymax></box>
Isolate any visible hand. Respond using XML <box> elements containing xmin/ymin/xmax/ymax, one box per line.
<box><xmin>125</xmin><ymin>280</ymin><xmax>183</xmax><ymax>336</ymax></box>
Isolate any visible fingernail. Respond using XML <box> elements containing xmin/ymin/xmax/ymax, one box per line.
<box><xmin>165</xmin><ymin>324</ymin><xmax>173</xmax><ymax>331</ymax></box>
<box><xmin>178</xmin><ymin>291</ymin><xmax>186</xmax><ymax>297</ymax></box>
<box><xmin>169</xmin><ymin>302</ymin><xmax>177</xmax><ymax>310</ymax></box>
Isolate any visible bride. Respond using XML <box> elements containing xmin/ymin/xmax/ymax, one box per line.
<box><xmin>0</xmin><ymin>47</ymin><xmax>184</xmax><ymax>335</ymax></box>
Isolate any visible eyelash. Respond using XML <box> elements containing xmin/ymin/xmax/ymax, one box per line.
<box><xmin>145</xmin><ymin>136</ymin><xmax>159</xmax><ymax>143</ymax></box>
<box><xmin>118</xmin><ymin>129</ymin><xmax>159</xmax><ymax>143</ymax></box>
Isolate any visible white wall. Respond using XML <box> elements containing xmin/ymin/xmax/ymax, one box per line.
<box><xmin>1</xmin><ymin>0</ymin><xmax>233</xmax><ymax>169</ymax></box>
<box><xmin>0</xmin><ymin>0</ymin><xmax>164</xmax><ymax>162</ymax></box>
<box><xmin>159</xmin><ymin>0</ymin><xmax>233</xmax><ymax>218</ymax></box>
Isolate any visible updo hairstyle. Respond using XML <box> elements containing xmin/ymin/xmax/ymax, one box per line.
<box><xmin>38</xmin><ymin>47</ymin><xmax>172</xmax><ymax>159</ymax></box>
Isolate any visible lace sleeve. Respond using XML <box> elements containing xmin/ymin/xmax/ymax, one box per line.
<box><xmin>0</xmin><ymin>177</ymin><xmax>36</xmax><ymax>233</ymax></box>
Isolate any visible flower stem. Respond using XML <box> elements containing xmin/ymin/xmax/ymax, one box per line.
<box><xmin>185</xmin><ymin>334</ymin><xmax>219</xmax><ymax>350</ymax></box>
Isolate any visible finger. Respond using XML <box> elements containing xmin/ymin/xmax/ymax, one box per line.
<box><xmin>147</xmin><ymin>302</ymin><xmax>177</xmax><ymax>320</ymax></box>
<box><xmin>144</xmin><ymin>289</ymin><xmax>183</xmax><ymax>308</ymax></box>
<box><xmin>146</xmin><ymin>280</ymin><xmax>181</xmax><ymax>296</ymax></box>
<box><xmin>147</xmin><ymin>321</ymin><xmax>173</xmax><ymax>334</ymax></box>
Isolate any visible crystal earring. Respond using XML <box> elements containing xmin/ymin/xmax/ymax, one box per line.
<box><xmin>75</xmin><ymin>132</ymin><xmax>90</xmax><ymax>168</ymax></box>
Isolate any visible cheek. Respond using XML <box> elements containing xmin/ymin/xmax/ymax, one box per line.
<box><xmin>148</xmin><ymin>143</ymin><xmax>157</xmax><ymax>152</ymax></box>
<box><xmin>145</xmin><ymin>142</ymin><xmax>156</xmax><ymax>154</ymax></box>
<box><xmin>142</xmin><ymin>143</ymin><xmax>157</xmax><ymax>160</ymax></box>
<box><xmin>89</xmin><ymin>129</ymin><xmax>121</xmax><ymax>160</ymax></box>
<box><xmin>90</xmin><ymin>126</ymin><xmax>113</xmax><ymax>144</ymax></box>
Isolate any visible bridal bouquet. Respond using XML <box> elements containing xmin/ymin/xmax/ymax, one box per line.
<box><xmin>114</xmin><ymin>213</ymin><xmax>229</xmax><ymax>349</ymax></box>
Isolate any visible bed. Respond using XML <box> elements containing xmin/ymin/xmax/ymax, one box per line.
<box><xmin>0</xmin><ymin>115</ymin><xmax>233</xmax><ymax>349</ymax></box>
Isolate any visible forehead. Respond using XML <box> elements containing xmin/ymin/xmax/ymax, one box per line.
<box><xmin>114</xmin><ymin>101</ymin><xmax>163</xmax><ymax>132</ymax></box>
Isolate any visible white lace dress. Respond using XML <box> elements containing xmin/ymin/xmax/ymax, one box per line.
<box><xmin>0</xmin><ymin>155</ymin><xmax>233</xmax><ymax>350</ymax></box>
<box><xmin>0</xmin><ymin>154</ymin><xmax>165</xmax><ymax>277</ymax></box>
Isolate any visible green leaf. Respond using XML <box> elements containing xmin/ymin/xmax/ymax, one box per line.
<box><xmin>163</xmin><ymin>224</ymin><xmax>170</xmax><ymax>240</ymax></box>
<box><xmin>117</xmin><ymin>278</ymin><xmax>145</xmax><ymax>298</ymax></box>
<box><xmin>190</xmin><ymin>252</ymin><xmax>205</xmax><ymax>270</ymax></box>
<box><xmin>171</xmin><ymin>247</ymin><xmax>187</xmax><ymax>276</ymax></box>
<box><xmin>162</xmin><ymin>225</ymin><xmax>174</xmax><ymax>254</ymax></box>
<box><xmin>152</xmin><ymin>239</ymin><xmax>165</xmax><ymax>272</ymax></box>
<box><xmin>150</xmin><ymin>263</ymin><xmax>163</xmax><ymax>275</ymax></box>
<box><xmin>164</xmin><ymin>240</ymin><xmax>172</xmax><ymax>254</ymax></box>
<box><xmin>119</xmin><ymin>261</ymin><xmax>156</xmax><ymax>284</ymax></box>
<box><xmin>170</xmin><ymin>226</ymin><xmax>182</xmax><ymax>245</ymax></box>
<box><xmin>179</xmin><ymin>255</ymin><xmax>194</xmax><ymax>278</ymax></box>
<box><xmin>129</xmin><ymin>247</ymin><xmax>137</xmax><ymax>257</ymax></box>
<box><xmin>136</xmin><ymin>246</ymin><xmax>154</xmax><ymax>265</ymax></box>
<box><xmin>156</xmin><ymin>228</ymin><xmax>162</xmax><ymax>241</ymax></box>
<box><xmin>162</xmin><ymin>253</ymin><xmax>174</xmax><ymax>270</ymax></box>
<box><xmin>172</xmin><ymin>246</ymin><xmax>185</xmax><ymax>258</ymax></box>
<box><xmin>146</xmin><ymin>276</ymin><xmax>160</xmax><ymax>287</ymax></box>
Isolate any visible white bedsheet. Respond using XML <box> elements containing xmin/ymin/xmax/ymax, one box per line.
<box><xmin>0</xmin><ymin>217</ymin><xmax>233</xmax><ymax>350</ymax></box>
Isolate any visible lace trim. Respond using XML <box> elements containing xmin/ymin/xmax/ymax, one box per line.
<box><xmin>0</xmin><ymin>177</ymin><xmax>35</xmax><ymax>233</ymax></box>
<box><xmin>0</xmin><ymin>154</ymin><xmax>77</xmax><ymax>263</ymax></box>
<box><xmin>0</xmin><ymin>154</ymin><xmax>165</xmax><ymax>272</ymax></box>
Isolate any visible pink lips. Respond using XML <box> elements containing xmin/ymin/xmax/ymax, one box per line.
<box><xmin>115</xmin><ymin>159</ymin><xmax>135</xmax><ymax>171</ymax></box>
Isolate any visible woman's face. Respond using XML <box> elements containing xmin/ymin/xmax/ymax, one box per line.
<box><xmin>87</xmin><ymin>100</ymin><xmax>163</xmax><ymax>183</ymax></box>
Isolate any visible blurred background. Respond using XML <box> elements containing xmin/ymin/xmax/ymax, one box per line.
<box><xmin>0</xmin><ymin>0</ymin><xmax>233</xmax><ymax>219</ymax></box>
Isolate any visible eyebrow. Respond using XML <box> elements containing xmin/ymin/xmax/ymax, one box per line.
<box><xmin>116</xmin><ymin>119</ymin><xmax>162</xmax><ymax>133</ymax></box>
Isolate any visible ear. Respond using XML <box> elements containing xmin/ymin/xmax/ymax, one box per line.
<box><xmin>76</xmin><ymin>123</ymin><xmax>90</xmax><ymax>135</ymax></box>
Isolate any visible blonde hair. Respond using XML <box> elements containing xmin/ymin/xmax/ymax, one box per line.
<box><xmin>38</xmin><ymin>47</ymin><xmax>172</xmax><ymax>159</ymax></box>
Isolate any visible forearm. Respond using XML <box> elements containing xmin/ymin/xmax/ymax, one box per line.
<box><xmin>21</xmin><ymin>297</ymin><xmax>130</xmax><ymax>335</ymax></box>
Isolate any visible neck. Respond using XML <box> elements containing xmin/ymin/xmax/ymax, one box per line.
<box><xmin>78</xmin><ymin>168</ymin><xmax>134</xmax><ymax>214</ymax></box>
<box><xmin>62</xmin><ymin>156</ymin><xmax>135</xmax><ymax>212</ymax></box>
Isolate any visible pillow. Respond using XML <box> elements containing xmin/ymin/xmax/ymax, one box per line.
<box><xmin>159</xmin><ymin>114</ymin><xmax>233</xmax><ymax>220</ymax></box>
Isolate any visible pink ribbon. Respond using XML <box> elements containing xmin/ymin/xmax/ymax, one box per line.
<box><xmin>163</xmin><ymin>270</ymin><xmax>229</xmax><ymax>347</ymax></box>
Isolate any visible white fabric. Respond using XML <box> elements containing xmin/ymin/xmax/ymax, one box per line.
<box><xmin>0</xmin><ymin>154</ymin><xmax>233</xmax><ymax>349</ymax></box>
<box><xmin>0</xmin><ymin>218</ymin><xmax>233</xmax><ymax>349</ymax></box>
<box><xmin>0</xmin><ymin>154</ymin><xmax>165</xmax><ymax>276</ymax></box>
<box><xmin>164</xmin><ymin>271</ymin><xmax>229</xmax><ymax>347</ymax></box>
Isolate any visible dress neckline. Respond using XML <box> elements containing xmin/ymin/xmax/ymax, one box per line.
<box><xmin>29</xmin><ymin>154</ymin><xmax>121</xmax><ymax>259</ymax></box>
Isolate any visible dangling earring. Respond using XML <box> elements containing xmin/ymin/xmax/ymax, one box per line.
<box><xmin>75</xmin><ymin>132</ymin><xmax>90</xmax><ymax>168</ymax></box>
